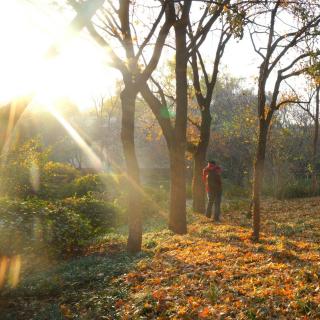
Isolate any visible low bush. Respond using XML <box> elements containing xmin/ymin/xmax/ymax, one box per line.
<box><xmin>62</xmin><ymin>196</ymin><xmax>119</xmax><ymax>234</ymax></box>
<box><xmin>0</xmin><ymin>198</ymin><xmax>40</xmax><ymax>256</ymax></box>
<box><xmin>44</xmin><ymin>204</ymin><xmax>93</xmax><ymax>257</ymax></box>
<box><xmin>141</xmin><ymin>185</ymin><xmax>169</xmax><ymax>218</ymax></box>
<box><xmin>72</xmin><ymin>174</ymin><xmax>106</xmax><ymax>196</ymax></box>
<box><xmin>274</xmin><ymin>180</ymin><xmax>317</xmax><ymax>199</ymax></box>
<box><xmin>39</xmin><ymin>162</ymin><xmax>80</xmax><ymax>199</ymax></box>
<box><xmin>0</xmin><ymin>198</ymin><xmax>94</xmax><ymax>258</ymax></box>
<box><xmin>222</xmin><ymin>180</ymin><xmax>250</xmax><ymax>198</ymax></box>
<box><xmin>0</xmin><ymin>139</ymin><xmax>49</xmax><ymax>198</ymax></box>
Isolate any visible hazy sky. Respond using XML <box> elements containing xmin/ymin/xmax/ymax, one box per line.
<box><xmin>0</xmin><ymin>0</ymin><xmax>117</xmax><ymax>110</ymax></box>
<box><xmin>0</xmin><ymin>1</ymin><xmax>269</xmax><ymax>111</ymax></box>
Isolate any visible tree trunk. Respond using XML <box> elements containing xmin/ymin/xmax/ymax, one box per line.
<box><xmin>168</xmin><ymin>21</ymin><xmax>189</xmax><ymax>234</ymax></box>
<box><xmin>192</xmin><ymin>152</ymin><xmax>206</xmax><ymax>213</ymax></box>
<box><xmin>169</xmin><ymin>145</ymin><xmax>187</xmax><ymax>234</ymax></box>
<box><xmin>312</xmin><ymin>86</ymin><xmax>320</xmax><ymax>195</ymax></box>
<box><xmin>120</xmin><ymin>86</ymin><xmax>142</xmax><ymax>253</ymax></box>
<box><xmin>252</xmin><ymin>120</ymin><xmax>268</xmax><ymax>241</ymax></box>
<box><xmin>192</xmin><ymin>109</ymin><xmax>212</xmax><ymax>213</ymax></box>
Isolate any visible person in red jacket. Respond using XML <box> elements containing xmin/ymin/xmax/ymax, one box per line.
<box><xmin>202</xmin><ymin>160</ymin><xmax>222</xmax><ymax>221</ymax></box>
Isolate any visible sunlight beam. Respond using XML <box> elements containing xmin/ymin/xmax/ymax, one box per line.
<box><xmin>46</xmin><ymin>104</ymin><xmax>103</xmax><ymax>171</ymax></box>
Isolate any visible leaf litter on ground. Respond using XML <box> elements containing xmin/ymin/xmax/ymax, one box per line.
<box><xmin>1</xmin><ymin>197</ymin><xmax>320</xmax><ymax>319</ymax></box>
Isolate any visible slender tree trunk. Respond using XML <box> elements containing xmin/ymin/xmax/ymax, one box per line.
<box><xmin>120</xmin><ymin>86</ymin><xmax>142</xmax><ymax>253</ymax></box>
<box><xmin>312</xmin><ymin>86</ymin><xmax>320</xmax><ymax>194</ymax></box>
<box><xmin>169</xmin><ymin>145</ymin><xmax>187</xmax><ymax>234</ymax></box>
<box><xmin>192</xmin><ymin>109</ymin><xmax>212</xmax><ymax>213</ymax></box>
<box><xmin>252</xmin><ymin>120</ymin><xmax>268</xmax><ymax>241</ymax></box>
<box><xmin>168</xmin><ymin>22</ymin><xmax>189</xmax><ymax>234</ymax></box>
<box><xmin>192</xmin><ymin>152</ymin><xmax>206</xmax><ymax>213</ymax></box>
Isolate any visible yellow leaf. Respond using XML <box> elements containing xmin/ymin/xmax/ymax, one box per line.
<box><xmin>177</xmin><ymin>306</ymin><xmax>187</xmax><ymax>315</ymax></box>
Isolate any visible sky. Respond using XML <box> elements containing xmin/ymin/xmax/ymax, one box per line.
<box><xmin>0</xmin><ymin>0</ymin><xmax>118</xmax><ymax>111</ymax></box>
<box><xmin>0</xmin><ymin>1</ymin><xmax>297</xmax><ymax>112</ymax></box>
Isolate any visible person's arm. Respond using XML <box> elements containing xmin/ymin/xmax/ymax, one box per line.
<box><xmin>202</xmin><ymin>167</ymin><xmax>208</xmax><ymax>183</ymax></box>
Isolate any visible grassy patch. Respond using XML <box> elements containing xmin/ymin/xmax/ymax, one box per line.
<box><xmin>2</xmin><ymin>197</ymin><xmax>320</xmax><ymax>319</ymax></box>
<box><xmin>0</xmin><ymin>251</ymin><xmax>147</xmax><ymax>320</ymax></box>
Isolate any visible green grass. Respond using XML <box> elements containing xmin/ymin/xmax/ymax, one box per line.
<box><xmin>2</xmin><ymin>197</ymin><xmax>320</xmax><ymax>319</ymax></box>
<box><xmin>0</xmin><ymin>252</ymin><xmax>148</xmax><ymax>320</ymax></box>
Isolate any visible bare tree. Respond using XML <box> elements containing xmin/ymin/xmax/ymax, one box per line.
<box><xmin>296</xmin><ymin>83</ymin><xmax>320</xmax><ymax>193</ymax></box>
<box><xmin>73</xmin><ymin>0</ymin><xmax>175</xmax><ymax>252</ymax></box>
<box><xmin>248</xmin><ymin>0</ymin><xmax>320</xmax><ymax>240</ymax></box>
<box><xmin>187</xmin><ymin>1</ymin><xmax>251</xmax><ymax>213</ymax></box>
<box><xmin>141</xmin><ymin>1</ymin><xmax>233</xmax><ymax>231</ymax></box>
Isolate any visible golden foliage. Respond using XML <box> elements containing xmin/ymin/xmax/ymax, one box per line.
<box><xmin>118</xmin><ymin>198</ymin><xmax>320</xmax><ymax>319</ymax></box>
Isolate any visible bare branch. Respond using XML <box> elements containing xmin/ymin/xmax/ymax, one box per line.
<box><xmin>86</xmin><ymin>23</ymin><xmax>128</xmax><ymax>75</ymax></box>
<box><xmin>135</xmin><ymin>1</ymin><xmax>167</xmax><ymax>60</ymax></box>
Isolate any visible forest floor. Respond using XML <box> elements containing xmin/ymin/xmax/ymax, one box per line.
<box><xmin>1</xmin><ymin>197</ymin><xmax>320</xmax><ymax>319</ymax></box>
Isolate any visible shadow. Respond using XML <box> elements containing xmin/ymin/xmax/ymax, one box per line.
<box><xmin>0</xmin><ymin>249</ymin><xmax>151</xmax><ymax>320</ymax></box>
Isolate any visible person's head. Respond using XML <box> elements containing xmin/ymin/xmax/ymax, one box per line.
<box><xmin>208</xmin><ymin>160</ymin><xmax>216</xmax><ymax>165</ymax></box>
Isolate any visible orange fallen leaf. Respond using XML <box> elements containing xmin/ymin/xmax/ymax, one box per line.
<box><xmin>199</xmin><ymin>307</ymin><xmax>210</xmax><ymax>318</ymax></box>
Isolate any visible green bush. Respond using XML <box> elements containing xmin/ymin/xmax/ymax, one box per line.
<box><xmin>0</xmin><ymin>164</ymin><xmax>32</xmax><ymax>198</ymax></box>
<box><xmin>141</xmin><ymin>185</ymin><xmax>169</xmax><ymax>218</ymax></box>
<box><xmin>0</xmin><ymin>139</ymin><xmax>49</xmax><ymax>198</ymax></box>
<box><xmin>72</xmin><ymin>174</ymin><xmax>106</xmax><ymax>196</ymax></box>
<box><xmin>62</xmin><ymin>196</ymin><xmax>119</xmax><ymax>233</ymax></box>
<box><xmin>222</xmin><ymin>179</ymin><xmax>250</xmax><ymax>198</ymax></box>
<box><xmin>39</xmin><ymin>162</ymin><xmax>80</xmax><ymax>199</ymax></box>
<box><xmin>0</xmin><ymin>198</ymin><xmax>93</xmax><ymax>258</ymax></box>
<box><xmin>44</xmin><ymin>204</ymin><xmax>93</xmax><ymax>257</ymax></box>
<box><xmin>0</xmin><ymin>198</ymin><xmax>39</xmax><ymax>255</ymax></box>
<box><xmin>275</xmin><ymin>180</ymin><xmax>316</xmax><ymax>199</ymax></box>
<box><xmin>99</xmin><ymin>173</ymin><xmax>127</xmax><ymax>197</ymax></box>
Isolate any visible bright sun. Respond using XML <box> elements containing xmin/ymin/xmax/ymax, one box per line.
<box><xmin>0</xmin><ymin>0</ymin><xmax>117</xmax><ymax>111</ymax></box>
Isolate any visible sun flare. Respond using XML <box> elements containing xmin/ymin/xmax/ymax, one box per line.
<box><xmin>0</xmin><ymin>0</ymin><xmax>117</xmax><ymax>111</ymax></box>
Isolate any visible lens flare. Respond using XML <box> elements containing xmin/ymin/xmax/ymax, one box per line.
<box><xmin>0</xmin><ymin>256</ymin><xmax>9</xmax><ymax>288</ymax></box>
<box><xmin>8</xmin><ymin>255</ymin><xmax>21</xmax><ymax>288</ymax></box>
<box><xmin>30</xmin><ymin>162</ymin><xmax>40</xmax><ymax>192</ymax></box>
<box><xmin>46</xmin><ymin>102</ymin><xmax>103</xmax><ymax>171</ymax></box>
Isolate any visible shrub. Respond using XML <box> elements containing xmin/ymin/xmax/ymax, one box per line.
<box><xmin>275</xmin><ymin>180</ymin><xmax>316</xmax><ymax>199</ymax></box>
<box><xmin>0</xmin><ymin>198</ymin><xmax>39</xmax><ymax>256</ymax></box>
<box><xmin>141</xmin><ymin>185</ymin><xmax>169</xmax><ymax>218</ymax></box>
<box><xmin>0</xmin><ymin>198</ymin><xmax>93</xmax><ymax>258</ymax></box>
<box><xmin>0</xmin><ymin>164</ymin><xmax>32</xmax><ymax>198</ymax></box>
<box><xmin>0</xmin><ymin>139</ymin><xmax>49</xmax><ymax>198</ymax></box>
<box><xmin>62</xmin><ymin>196</ymin><xmax>119</xmax><ymax>233</ymax></box>
<box><xmin>39</xmin><ymin>162</ymin><xmax>80</xmax><ymax>199</ymax></box>
<box><xmin>44</xmin><ymin>204</ymin><xmax>93</xmax><ymax>257</ymax></box>
<box><xmin>72</xmin><ymin>174</ymin><xmax>106</xmax><ymax>196</ymax></box>
<box><xmin>99</xmin><ymin>173</ymin><xmax>126</xmax><ymax>198</ymax></box>
<box><xmin>222</xmin><ymin>179</ymin><xmax>250</xmax><ymax>198</ymax></box>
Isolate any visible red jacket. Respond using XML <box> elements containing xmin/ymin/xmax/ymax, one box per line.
<box><xmin>202</xmin><ymin>163</ymin><xmax>222</xmax><ymax>192</ymax></box>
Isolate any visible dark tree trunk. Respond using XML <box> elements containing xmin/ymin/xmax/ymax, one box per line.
<box><xmin>312</xmin><ymin>86</ymin><xmax>320</xmax><ymax>194</ymax></box>
<box><xmin>120</xmin><ymin>86</ymin><xmax>142</xmax><ymax>253</ymax></box>
<box><xmin>192</xmin><ymin>108</ymin><xmax>212</xmax><ymax>213</ymax></box>
<box><xmin>169</xmin><ymin>145</ymin><xmax>187</xmax><ymax>234</ymax></box>
<box><xmin>192</xmin><ymin>152</ymin><xmax>206</xmax><ymax>213</ymax></box>
<box><xmin>168</xmin><ymin>20</ymin><xmax>189</xmax><ymax>234</ymax></box>
<box><xmin>252</xmin><ymin>120</ymin><xmax>268</xmax><ymax>241</ymax></box>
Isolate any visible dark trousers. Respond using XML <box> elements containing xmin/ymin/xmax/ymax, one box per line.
<box><xmin>205</xmin><ymin>190</ymin><xmax>222</xmax><ymax>221</ymax></box>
